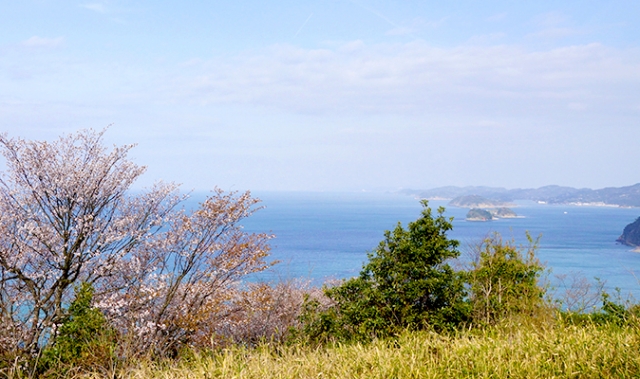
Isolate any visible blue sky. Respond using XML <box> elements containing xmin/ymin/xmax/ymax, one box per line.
<box><xmin>1</xmin><ymin>1</ymin><xmax>639</xmax><ymax>191</ymax></box>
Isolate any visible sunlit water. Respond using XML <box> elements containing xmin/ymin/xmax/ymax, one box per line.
<box><xmin>191</xmin><ymin>191</ymin><xmax>640</xmax><ymax>299</ymax></box>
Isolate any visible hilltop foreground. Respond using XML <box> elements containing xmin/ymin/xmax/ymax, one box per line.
<box><xmin>126</xmin><ymin>322</ymin><xmax>640</xmax><ymax>378</ymax></box>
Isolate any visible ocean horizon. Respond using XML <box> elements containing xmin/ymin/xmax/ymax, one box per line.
<box><xmin>191</xmin><ymin>190</ymin><xmax>640</xmax><ymax>301</ymax></box>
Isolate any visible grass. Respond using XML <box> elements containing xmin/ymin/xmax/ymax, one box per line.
<box><xmin>116</xmin><ymin>320</ymin><xmax>640</xmax><ymax>379</ymax></box>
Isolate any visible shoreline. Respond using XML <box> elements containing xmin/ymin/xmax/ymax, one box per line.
<box><xmin>565</xmin><ymin>202</ymin><xmax>630</xmax><ymax>208</ymax></box>
<box><xmin>423</xmin><ymin>198</ymin><xmax>637</xmax><ymax>208</ymax></box>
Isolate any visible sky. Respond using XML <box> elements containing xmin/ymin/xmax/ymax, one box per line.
<box><xmin>1</xmin><ymin>1</ymin><xmax>639</xmax><ymax>192</ymax></box>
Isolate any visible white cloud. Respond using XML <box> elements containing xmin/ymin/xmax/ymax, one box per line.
<box><xmin>79</xmin><ymin>2</ymin><xmax>128</xmax><ymax>24</ymax></box>
<box><xmin>80</xmin><ymin>3</ymin><xmax>107</xmax><ymax>13</ymax></box>
<box><xmin>527</xmin><ymin>11</ymin><xmax>583</xmax><ymax>40</ymax></box>
<box><xmin>527</xmin><ymin>27</ymin><xmax>580</xmax><ymax>40</ymax></box>
<box><xmin>20</xmin><ymin>36</ymin><xmax>64</xmax><ymax>48</ymax></box>
<box><xmin>466</xmin><ymin>33</ymin><xmax>506</xmax><ymax>44</ymax></box>
<box><xmin>385</xmin><ymin>17</ymin><xmax>447</xmax><ymax>36</ymax></box>
<box><xmin>160</xmin><ymin>42</ymin><xmax>640</xmax><ymax>117</ymax></box>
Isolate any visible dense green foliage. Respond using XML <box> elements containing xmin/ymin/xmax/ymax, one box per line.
<box><xmin>302</xmin><ymin>201</ymin><xmax>469</xmax><ymax>341</ymax></box>
<box><xmin>38</xmin><ymin>283</ymin><xmax>115</xmax><ymax>378</ymax></box>
<box><xmin>300</xmin><ymin>203</ymin><xmax>555</xmax><ymax>343</ymax></box>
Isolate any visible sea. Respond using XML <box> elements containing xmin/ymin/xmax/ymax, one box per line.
<box><xmin>195</xmin><ymin>191</ymin><xmax>640</xmax><ymax>300</ymax></box>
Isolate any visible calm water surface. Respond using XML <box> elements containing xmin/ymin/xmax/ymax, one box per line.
<box><xmin>196</xmin><ymin>191</ymin><xmax>640</xmax><ymax>298</ymax></box>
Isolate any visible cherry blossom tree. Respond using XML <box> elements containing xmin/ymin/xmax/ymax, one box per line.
<box><xmin>0</xmin><ymin>129</ymin><xmax>271</xmax><ymax>356</ymax></box>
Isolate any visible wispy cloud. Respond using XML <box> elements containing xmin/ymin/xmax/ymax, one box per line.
<box><xmin>80</xmin><ymin>3</ymin><xmax>107</xmax><ymax>13</ymax></box>
<box><xmin>385</xmin><ymin>17</ymin><xmax>446</xmax><ymax>37</ymax></box>
<box><xmin>349</xmin><ymin>0</ymin><xmax>420</xmax><ymax>39</ymax></box>
<box><xmin>385</xmin><ymin>17</ymin><xmax>448</xmax><ymax>38</ymax></box>
<box><xmin>527</xmin><ymin>11</ymin><xmax>582</xmax><ymax>40</ymax></box>
<box><xmin>350</xmin><ymin>0</ymin><xmax>399</xmax><ymax>29</ymax></box>
<box><xmin>162</xmin><ymin>42</ymin><xmax>640</xmax><ymax>116</ymax></box>
<box><xmin>78</xmin><ymin>2</ymin><xmax>128</xmax><ymax>24</ymax></box>
<box><xmin>466</xmin><ymin>32</ymin><xmax>506</xmax><ymax>44</ymax></box>
<box><xmin>294</xmin><ymin>13</ymin><xmax>313</xmax><ymax>38</ymax></box>
<box><xmin>20</xmin><ymin>36</ymin><xmax>64</xmax><ymax>48</ymax></box>
<box><xmin>527</xmin><ymin>27</ymin><xmax>581</xmax><ymax>40</ymax></box>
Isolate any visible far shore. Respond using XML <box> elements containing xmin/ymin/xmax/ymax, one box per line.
<box><xmin>422</xmin><ymin>197</ymin><xmax>637</xmax><ymax>209</ymax></box>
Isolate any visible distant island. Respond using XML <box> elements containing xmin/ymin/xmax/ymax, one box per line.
<box><xmin>465</xmin><ymin>207</ymin><xmax>518</xmax><ymax>222</ymax></box>
<box><xmin>466</xmin><ymin>208</ymin><xmax>493</xmax><ymax>221</ymax></box>
<box><xmin>401</xmin><ymin>183</ymin><xmax>640</xmax><ymax>208</ymax></box>
<box><xmin>617</xmin><ymin>217</ymin><xmax>640</xmax><ymax>248</ymax></box>
<box><xmin>491</xmin><ymin>207</ymin><xmax>518</xmax><ymax>218</ymax></box>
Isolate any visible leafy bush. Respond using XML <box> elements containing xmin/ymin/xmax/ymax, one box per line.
<box><xmin>301</xmin><ymin>201</ymin><xmax>469</xmax><ymax>342</ymax></box>
<box><xmin>466</xmin><ymin>233</ymin><xmax>549</xmax><ymax>326</ymax></box>
<box><xmin>38</xmin><ymin>283</ymin><xmax>115</xmax><ymax>377</ymax></box>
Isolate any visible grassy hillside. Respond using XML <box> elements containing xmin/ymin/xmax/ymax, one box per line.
<box><xmin>122</xmin><ymin>321</ymin><xmax>639</xmax><ymax>379</ymax></box>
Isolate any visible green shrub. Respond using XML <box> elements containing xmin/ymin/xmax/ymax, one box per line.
<box><xmin>301</xmin><ymin>201</ymin><xmax>469</xmax><ymax>342</ymax></box>
<box><xmin>466</xmin><ymin>233</ymin><xmax>549</xmax><ymax>326</ymax></box>
<box><xmin>38</xmin><ymin>282</ymin><xmax>116</xmax><ymax>377</ymax></box>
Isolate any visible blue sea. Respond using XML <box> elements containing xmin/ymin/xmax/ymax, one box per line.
<box><xmin>200</xmin><ymin>191</ymin><xmax>640</xmax><ymax>299</ymax></box>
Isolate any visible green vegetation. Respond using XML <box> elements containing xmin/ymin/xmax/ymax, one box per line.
<box><xmin>467</xmin><ymin>234</ymin><xmax>548</xmax><ymax>326</ymax></box>
<box><xmin>37</xmin><ymin>283</ymin><xmax>116</xmax><ymax>378</ymax></box>
<box><xmin>300</xmin><ymin>202</ymin><xmax>468</xmax><ymax>342</ymax></box>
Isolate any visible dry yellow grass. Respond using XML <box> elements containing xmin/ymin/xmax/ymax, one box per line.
<box><xmin>117</xmin><ymin>322</ymin><xmax>640</xmax><ymax>379</ymax></box>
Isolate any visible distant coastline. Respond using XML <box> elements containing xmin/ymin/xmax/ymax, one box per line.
<box><xmin>566</xmin><ymin>202</ymin><xmax>628</xmax><ymax>208</ymax></box>
<box><xmin>400</xmin><ymin>183</ymin><xmax>640</xmax><ymax>208</ymax></box>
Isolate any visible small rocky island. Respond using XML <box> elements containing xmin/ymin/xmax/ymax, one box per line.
<box><xmin>465</xmin><ymin>207</ymin><xmax>519</xmax><ymax>222</ymax></box>
<box><xmin>466</xmin><ymin>208</ymin><xmax>493</xmax><ymax>221</ymax></box>
<box><xmin>490</xmin><ymin>207</ymin><xmax>518</xmax><ymax>218</ymax></box>
<box><xmin>617</xmin><ymin>217</ymin><xmax>640</xmax><ymax>248</ymax></box>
